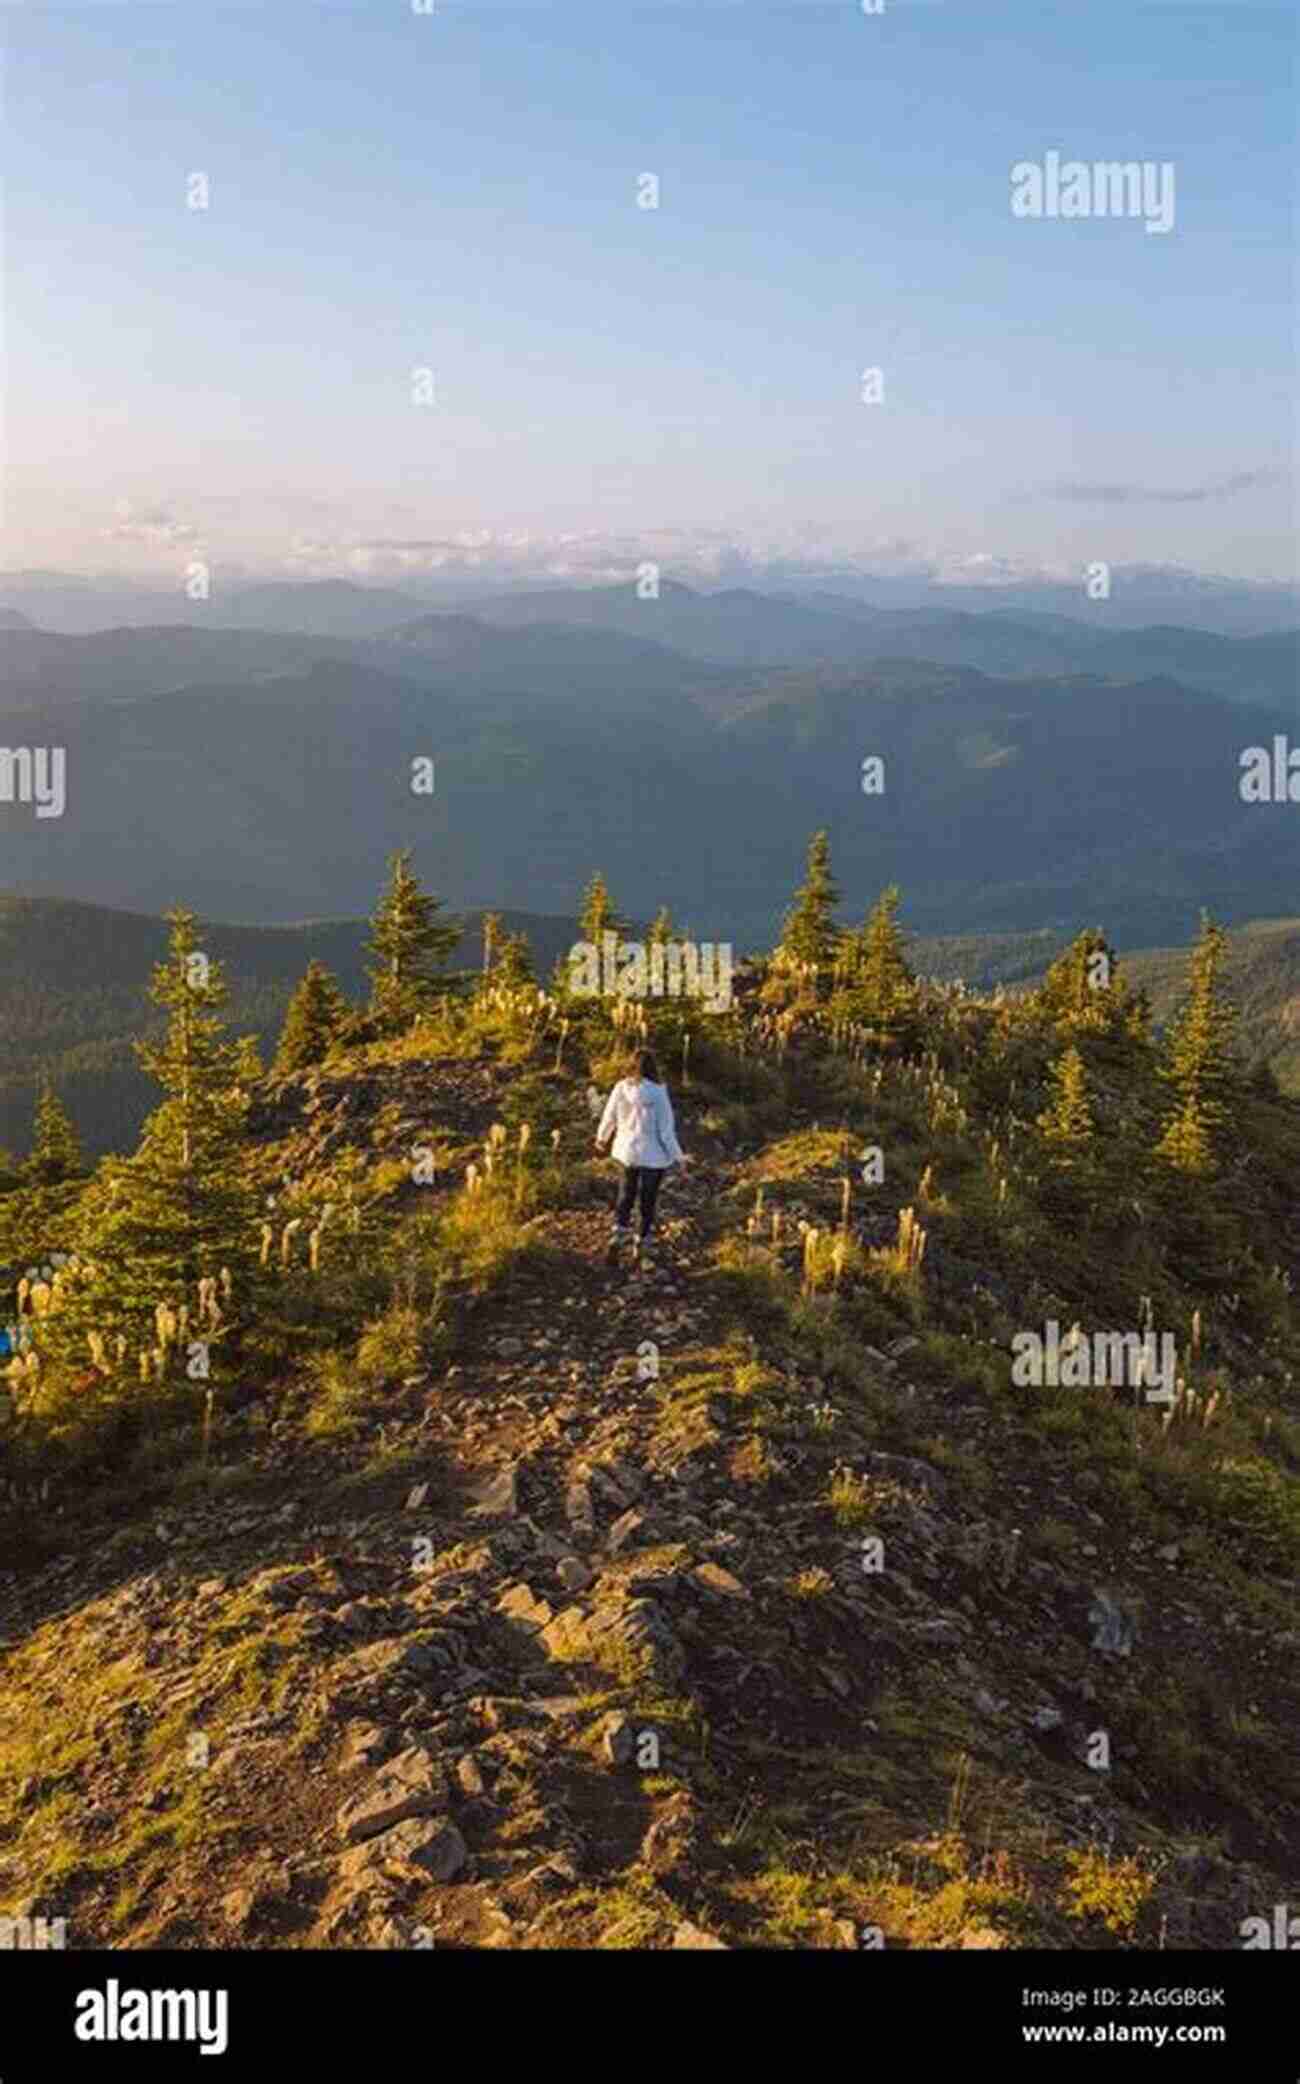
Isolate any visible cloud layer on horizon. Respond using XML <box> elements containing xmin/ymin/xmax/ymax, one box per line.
<box><xmin>1045</xmin><ymin>469</ymin><xmax>1282</xmax><ymax>507</ymax></box>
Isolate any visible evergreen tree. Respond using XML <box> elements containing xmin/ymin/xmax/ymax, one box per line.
<box><xmin>648</xmin><ymin>905</ymin><xmax>676</xmax><ymax>948</ymax></box>
<box><xmin>1038</xmin><ymin>929</ymin><xmax>1113</xmax><ymax>1033</ymax></box>
<box><xmin>493</xmin><ymin>930</ymin><xmax>536</xmax><ymax>987</ymax></box>
<box><xmin>578</xmin><ymin>872</ymin><xmax>623</xmax><ymax>948</ymax></box>
<box><xmin>24</xmin><ymin>1079</ymin><xmax>84</xmax><ymax>1187</ymax></box>
<box><xmin>1037</xmin><ymin>927</ymin><xmax>1147</xmax><ymax>1042</ymax></box>
<box><xmin>1156</xmin><ymin>1095</ymin><xmax>1216</xmax><ymax>1177</ymax></box>
<box><xmin>840</xmin><ymin>885</ymin><xmax>916</xmax><ymax>1040</ymax></box>
<box><xmin>1036</xmin><ymin>1045</ymin><xmax>1095</xmax><ymax>1166</ymax></box>
<box><xmin>0</xmin><ymin>1175</ymin><xmax>82</xmax><ymax>1283</ymax></box>
<box><xmin>367</xmin><ymin>851</ymin><xmax>460</xmax><ymax>1032</ymax></box>
<box><xmin>275</xmin><ymin>960</ymin><xmax>349</xmax><ymax>1074</ymax></box>
<box><xmin>1155</xmin><ymin>913</ymin><xmax>1237</xmax><ymax>1175</ymax></box>
<box><xmin>39</xmin><ymin>910</ymin><xmax>261</xmax><ymax>1377</ymax></box>
<box><xmin>777</xmin><ymin>831</ymin><xmax>841</xmax><ymax>977</ymax></box>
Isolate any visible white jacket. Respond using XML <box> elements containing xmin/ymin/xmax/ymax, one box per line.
<box><xmin>597</xmin><ymin>1077</ymin><xmax>684</xmax><ymax>1169</ymax></box>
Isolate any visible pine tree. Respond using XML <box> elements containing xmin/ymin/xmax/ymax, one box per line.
<box><xmin>24</xmin><ymin>1079</ymin><xmax>84</xmax><ymax>1187</ymax></box>
<box><xmin>275</xmin><ymin>960</ymin><xmax>349</xmax><ymax>1074</ymax></box>
<box><xmin>777</xmin><ymin>831</ymin><xmax>841</xmax><ymax>977</ymax></box>
<box><xmin>578</xmin><ymin>872</ymin><xmax>623</xmax><ymax>948</ymax></box>
<box><xmin>1155</xmin><ymin>913</ymin><xmax>1237</xmax><ymax>1175</ymax></box>
<box><xmin>0</xmin><ymin>1174</ymin><xmax>85</xmax><ymax>1293</ymax></box>
<box><xmin>1038</xmin><ymin>929</ymin><xmax>1118</xmax><ymax>1035</ymax></box>
<box><xmin>1036</xmin><ymin>1045</ymin><xmax>1094</xmax><ymax>1165</ymax></box>
<box><xmin>1035</xmin><ymin>926</ymin><xmax>1151</xmax><ymax>1045</ymax></box>
<box><xmin>648</xmin><ymin>905</ymin><xmax>676</xmax><ymax>948</ymax></box>
<box><xmin>493</xmin><ymin>930</ymin><xmax>536</xmax><ymax>987</ymax></box>
<box><xmin>840</xmin><ymin>885</ymin><xmax>916</xmax><ymax>1040</ymax></box>
<box><xmin>1156</xmin><ymin>1095</ymin><xmax>1216</xmax><ymax>1176</ymax></box>
<box><xmin>40</xmin><ymin>909</ymin><xmax>261</xmax><ymax>1378</ymax></box>
<box><xmin>367</xmin><ymin>851</ymin><xmax>460</xmax><ymax>1032</ymax></box>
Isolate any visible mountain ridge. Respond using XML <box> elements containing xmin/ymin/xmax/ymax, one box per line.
<box><xmin>2</xmin><ymin>921</ymin><xmax>1297</xmax><ymax>1952</ymax></box>
<box><xmin>3</xmin><ymin>896</ymin><xmax>1297</xmax><ymax>1162</ymax></box>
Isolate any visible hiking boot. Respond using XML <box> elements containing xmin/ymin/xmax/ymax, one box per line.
<box><xmin>606</xmin><ymin>1229</ymin><xmax>628</xmax><ymax>1266</ymax></box>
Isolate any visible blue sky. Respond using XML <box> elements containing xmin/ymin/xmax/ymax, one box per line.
<box><xmin>4</xmin><ymin>0</ymin><xmax>1296</xmax><ymax>580</ymax></box>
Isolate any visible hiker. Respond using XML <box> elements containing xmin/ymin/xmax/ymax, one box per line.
<box><xmin>594</xmin><ymin>1049</ymin><xmax>688</xmax><ymax>1266</ymax></box>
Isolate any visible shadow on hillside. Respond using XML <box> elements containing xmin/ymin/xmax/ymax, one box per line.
<box><xmin>0</xmin><ymin>1411</ymin><xmax>454</xmax><ymax>1645</ymax></box>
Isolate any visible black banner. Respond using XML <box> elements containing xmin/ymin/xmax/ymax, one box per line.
<box><xmin>1</xmin><ymin>1947</ymin><xmax>1295</xmax><ymax>2074</ymax></box>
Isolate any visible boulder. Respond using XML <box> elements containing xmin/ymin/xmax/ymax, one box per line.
<box><xmin>345</xmin><ymin>1816</ymin><xmax>467</xmax><ymax>1884</ymax></box>
<box><xmin>336</xmin><ymin>1746</ymin><xmax>449</xmax><ymax>1845</ymax></box>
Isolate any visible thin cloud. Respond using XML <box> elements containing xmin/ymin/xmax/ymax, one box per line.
<box><xmin>1045</xmin><ymin>470</ymin><xmax>1281</xmax><ymax>507</ymax></box>
<box><xmin>104</xmin><ymin>501</ymin><xmax>198</xmax><ymax>545</ymax></box>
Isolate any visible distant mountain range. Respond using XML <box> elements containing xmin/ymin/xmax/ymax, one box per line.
<box><xmin>2</xmin><ymin>631</ymin><xmax>1295</xmax><ymax>945</ymax></box>
<box><xmin>4</xmin><ymin>562</ymin><xmax>1298</xmax><ymax>635</ymax></box>
<box><xmin>2</xmin><ymin>574</ymin><xmax>1295</xmax><ymax>1008</ymax></box>
<box><xmin>2</xmin><ymin>897</ymin><xmax>1296</xmax><ymax>1160</ymax></box>
<box><xmin>4</xmin><ymin>578</ymin><xmax>1294</xmax><ymax>711</ymax></box>
<box><xmin>0</xmin><ymin>613</ymin><xmax>712</xmax><ymax>708</ymax></box>
<box><xmin>450</xmin><ymin>579</ymin><xmax>1299</xmax><ymax>702</ymax></box>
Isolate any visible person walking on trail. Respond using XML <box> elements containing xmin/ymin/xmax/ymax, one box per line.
<box><xmin>594</xmin><ymin>1049</ymin><xmax>688</xmax><ymax>1268</ymax></box>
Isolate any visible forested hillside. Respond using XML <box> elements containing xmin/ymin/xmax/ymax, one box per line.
<box><xmin>0</xmin><ymin>898</ymin><xmax>582</xmax><ymax>1161</ymax></box>
<box><xmin>4</xmin><ymin>898</ymin><xmax>1298</xmax><ymax>1166</ymax></box>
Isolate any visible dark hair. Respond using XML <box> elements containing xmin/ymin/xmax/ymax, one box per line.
<box><xmin>632</xmin><ymin>1049</ymin><xmax>661</xmax><ymax>1083</ymax></box>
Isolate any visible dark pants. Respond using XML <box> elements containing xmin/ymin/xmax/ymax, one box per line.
<box><xmin>615</xmin><ymin>1164</ymin><xmax>665</xmax><ymax>1239</ymax></box>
